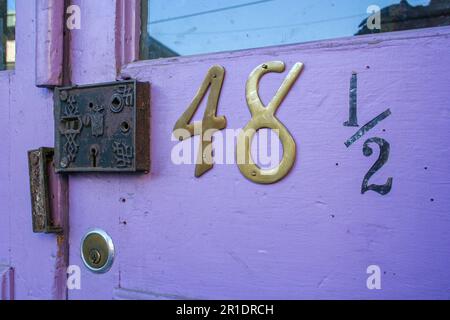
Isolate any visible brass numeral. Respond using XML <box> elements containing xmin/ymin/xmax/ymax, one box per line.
<box><xmin>237</xmin><ymin>61</ymin><xmax>303</xmax><ymax>184</ymax></box>
<box><xmin>173</xmin><ymin>65</ymin><xmax>227</xmax><ymax>177</ymax></box>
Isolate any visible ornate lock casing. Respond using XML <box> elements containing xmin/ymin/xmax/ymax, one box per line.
<box><xmin>54</xmin><ymin>80</ymin><xmax>150</xmax><ymax>173</ymax></box>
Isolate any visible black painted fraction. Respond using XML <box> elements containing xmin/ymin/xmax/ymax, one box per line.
<box><xmin>343</xmin><ymin>72</ymin><xmax>393</xmax><ymax>195</ymax></box>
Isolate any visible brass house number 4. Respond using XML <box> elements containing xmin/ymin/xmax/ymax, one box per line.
<box><xmin>173</xmin><ymin>61</ymin><xmax>303</xmax><ymax>185</ymax></box>
<box><xmin>173</xmin><ymin>61</ymin><xmax>393</xmax><ymax>194</ymax></box>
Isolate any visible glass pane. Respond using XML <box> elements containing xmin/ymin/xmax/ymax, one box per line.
<box><xmin>0</xmin><ymin>0</ymin><xmax>15</xmax><ymax>70</ymax></box>
<box><xmin>141</xmin><ymin>0</ymin><xmax>450</xmax><ymax>60</ymax></box>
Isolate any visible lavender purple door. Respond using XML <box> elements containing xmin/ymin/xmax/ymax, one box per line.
<box><xmin>1</xmin><ymin>1</ymin><xmax>450</xmax><ymax>300</ymax></box>
<box><xmin>0</xmin><ymin>1</ymin><xmax>68</xmax><ymax>300</ymax></box>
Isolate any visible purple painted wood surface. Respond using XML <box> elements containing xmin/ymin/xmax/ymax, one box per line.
<box><xmin>67</xmin><ymin>0</ymin><xmax>122</xmax><ymax>300</ymax></box>
<box><xmin>0</xmin><ymin>0</ymin><xmax>66</xmax><ymax>299</ymax></box>
<box><xmin>67</xmin><ymin>22</ymin><xmax>450</xmax><ymax>299</ymax></box>
<box><xmin>0</xmin><ymin>266</ymin><xmax>14</xmax><ymax>300</ymax></box>
<box><xmin>1</xmin><ymin>1</ymin><xmax>450</xmax><ymax>300</ymax></box>
<box><xmin>115</xmin><ymin>0</ymin><xmax>140</xmax><ymax>74</ymax></box>
<box><xmin>70</xmin><ymin>0</ymin><xmax>117</xmax><ymax>85</ymax></box>
<box><xmin>48</xmin><ymin>163</ymin><xmax>69</xmax><ymax>300</ymax></box>
<box><xmin>35</xmin><ymin>0</ymin><xmax>64</xmax><ymax>87</ymax></box>
<box><xmin>0</xmin><ymin>71</ymin><xmax>11</xmax><ymax>269</ymax></box>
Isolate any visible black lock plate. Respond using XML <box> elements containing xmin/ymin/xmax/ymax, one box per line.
<box><xmin>54</xmin><ymin>80</ymin><xmax>150</xmax><ymax>173</ymax></box>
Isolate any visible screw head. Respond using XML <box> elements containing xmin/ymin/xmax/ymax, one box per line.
<box><xmin>60</xmin><ymin>157</ymin><xmax>69</xmax><ymax>168</ymax></box>
<box><xmin>59</xmin><ymin>91</ymin><xmax>68</xmax><ymax>101</ymax></box>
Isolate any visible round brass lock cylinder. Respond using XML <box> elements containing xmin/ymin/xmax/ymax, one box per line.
<box><xmin>81</xmin><ymin>229</ymin><xmax>115</xmax><ymax>274</ymax></box>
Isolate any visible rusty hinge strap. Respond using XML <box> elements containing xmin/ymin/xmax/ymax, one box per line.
<box><xmin>28</xmin><ymin>148</ymin><xmax>63</xmax><ymax>234</ymax></box>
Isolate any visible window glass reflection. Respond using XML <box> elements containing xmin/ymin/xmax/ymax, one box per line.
<box><xmin>141</xmin><ymin>0</ymin><xmax>450</xmax><ymax>60</ymax></box>
<box><xmin>0</xmin><ymin>0</ymin><xmax>15</xmax><ymax>70</ymax></box>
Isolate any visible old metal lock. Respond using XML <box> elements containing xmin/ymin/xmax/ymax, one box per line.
<box><xmin>54</xmin><ymin>80</ymin><xmax>150</xmax><ymax>173</ymax></box>
<box><xmin>81</xmin><ymin>229</ymin><xmax>115</xmax><ymax>273</ymax></box>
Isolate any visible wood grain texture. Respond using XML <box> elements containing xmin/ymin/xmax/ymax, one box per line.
<box><xmin>0</xmin><ymin>266</ymin><xmax>13</xmax><ymax>300</ymax></box>
<box><xmin>70</xmin><ymin>0</ymin><xmax>118</xmax><ymax>85</ymax></box>
<box><xmin>0</xmin><ymin>72</ymin><xmax>11</xmax><ymax>269</ymax></box>
<box><xmin>68</xmin><ymin>26</ymin><xmax>450</xmax><ymax>299</ymax></box>
<box><xmin>48</xmin><ymin>168</ymin><xmax>69</xmax><ymax>300</ymax></box>
<box><xmin>115</xmin><ymin>0</ymin><xmax>140</xmax><ymax>75</ymax></box>
<box><xmin>67</xmin><ymin>0</ymin><xmax>121</xmax><ymax>300</ymax></box>
<box><xmin>3</xmin><ymin>0</ymin><xmax>65</xmax><ymax>299</ymax></box>
<box><xmin>113</xmin><ymin>287</ymin><xmax>191</xmax><ymax>300</ymax></box>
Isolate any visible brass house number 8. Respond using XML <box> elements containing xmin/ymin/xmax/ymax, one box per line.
<box><xmin>173</xmin><ymin>61</ymin><xmax>303</xmax><ymax>185</ymax></box>
<box><xmin>238</xmin><ymin>61</ymin><xmax>303</xmax><ymax>184</ymax></box>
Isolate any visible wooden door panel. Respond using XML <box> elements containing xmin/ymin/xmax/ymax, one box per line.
<box><xmin>66</xmin><ymin>0</ymin><xmax>121</xmax><ymax>300</ymax></box>
<box><xmin>0</xmin><ymin>72</ymin><xmax>11</xmax><ymax>268</ymax></box>
<box><xmin>0</xmin><ymin>1</ymin><xmax>66</xmax><ymax>299</ymax></box>
<box><xmin>60</xmin><ymin>1</ymin><xmax>450</xmax><ymax>300</ymax></box>
<box><xmin>86</xmin><ymin>27</ymin><xmax>450</xmax><ymax>299</ymax></box>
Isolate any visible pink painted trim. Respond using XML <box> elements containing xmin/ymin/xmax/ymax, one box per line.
<box><xmin>115</xmin><ymin>0</ymin><xmax>141</xmax><ymax>75</ymax></box>
<box><xmin>0</xmin><ymin>266</ymin><xmax>14</xmax><ymax>300</ymax></box>
<box><xmin>35</xmin><ymin>0</ymin><xmax>65</xmax><ymax>87</ymax></box>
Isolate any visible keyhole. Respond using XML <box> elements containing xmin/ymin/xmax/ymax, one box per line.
<box><xmin>112</xmin><ymin>97</ymin><xmax>121</xmax><ymax>108</ymax></box>
<box><xmin>90</xmin><ymin>146</ymin><xmax>99</xmax><ymax>167</ymax></box>
<box><xmin>89</xmin><ymin>249</ymin><xmax>101</xmax><ymax>265</ymax></box>
<box><xmin>120</xmin><ymin>121</ymin><xmax>130</xmax><ymax>133</ymax></box>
